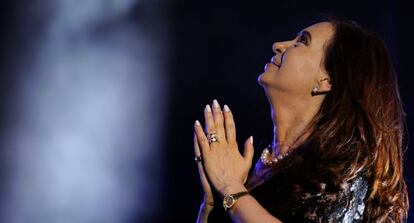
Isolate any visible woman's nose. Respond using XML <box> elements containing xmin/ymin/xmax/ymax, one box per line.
<box><xmin>272</xmin><ymin>40</ymin><xmax>294</xmax><ymax>54</ymax></box>
<box><xmin>272</xmin><ymin>42</ymin><xmax>283</xmax><ymax>54</ymax></box>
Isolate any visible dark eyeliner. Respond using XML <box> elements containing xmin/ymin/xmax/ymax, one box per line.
<box><xmin>296</xmin><ymin>34</ymin><xmax>308</xmax><ymax>45</ymax></box>
<box><xmin>300</xmin><ymin>35</ymin><xmax>308</xmax><ymax>44</ymax></box>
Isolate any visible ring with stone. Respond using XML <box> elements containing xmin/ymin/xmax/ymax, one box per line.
<box><xmin>207</xmin><ymin>132</ymin><xmax>218</xmax><ymax>143</ymax></box>
<box><xmin>194</xmin><ymin>156</ymin><xmax>202</xmax><ymax>162</ymax></box>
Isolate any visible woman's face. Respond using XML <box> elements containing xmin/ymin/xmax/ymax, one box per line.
<box><xmin>258</xmin><ymin>22</ymin><xmax>334</xmax><ymax>98</ymax></box>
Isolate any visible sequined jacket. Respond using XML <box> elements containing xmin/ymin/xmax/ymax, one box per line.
<box><xmin>207</xmin><ymin>155</ymin><xmax>370</xmax><ymax>223</ymax></box>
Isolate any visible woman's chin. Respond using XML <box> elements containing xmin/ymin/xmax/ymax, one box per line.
<box><xmin>258</xmin><ymin>70</ymin><xmax>277</xmax><ymax>85</ymax></box>
<box><xmin>257</xmin><ymin>72</ymin><xmax>267</xmax><ymax>87</ymax></box>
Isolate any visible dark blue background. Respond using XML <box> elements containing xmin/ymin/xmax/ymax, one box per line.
<box><xmin>1</xmin><ymin>0</ymin><xmax>412</xmax><ymax>222</ymax></box>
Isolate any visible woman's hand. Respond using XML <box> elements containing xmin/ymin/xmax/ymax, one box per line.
<box><xmin>194</xmin><ymin>132</ymin><xmax>215</xmax><ymax>207</ymax></box>
<box><xmin>194</xmin><ymin>99</ymin><xmax>255</xmax><ymax>197</ymax></box>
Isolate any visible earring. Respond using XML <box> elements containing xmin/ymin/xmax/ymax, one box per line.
<box><xmin>311</xmin><ymin>86</ymin><xmax>319</xmax><ymax>95</ymax></box>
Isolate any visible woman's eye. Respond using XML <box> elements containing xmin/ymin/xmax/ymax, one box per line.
<box><xmin>296</xmin><ymin>35</ymin><xmax>308</xmax><ymax>45</ymax></box>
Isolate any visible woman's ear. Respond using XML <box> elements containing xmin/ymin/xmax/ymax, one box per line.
<box><xmin>318</xmin><ymin>77</ymin><xmax>331</xmax><ymax>92</ymax></box>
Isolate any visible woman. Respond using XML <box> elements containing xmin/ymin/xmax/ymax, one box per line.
<box><xmin>193</xmin><ymin>17</ymin><xmax>409</xmax><ymax>222</ymax></box>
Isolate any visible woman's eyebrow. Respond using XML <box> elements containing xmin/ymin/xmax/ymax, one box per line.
<box><xmin>297</xmin><ymin>30</ymin><xmax>312</xmax><ymax>43</ymax></box>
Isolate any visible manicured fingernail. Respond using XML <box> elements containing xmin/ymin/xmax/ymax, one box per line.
<box><xmin>213</xmin><ymin>99</ymin><xmax>220</xmax><ymax>109</ymax></box>
<box><xmin>250</xmin><ymin>136</ymin><xmax>254</xmax><ymax>144</ymax></box>
<box><xmin>223</xmin><ymin>104</ymin><xmax>230</xmax><ymax>112</ymax></box>
<box><xmin>205</xmin><ymin>104</ymin><xmax>211</xmax><ymax>112</ymax></box>
<box><xmin>195</xmin><ymin>120</ymin><xmax>201</xmax><ymax>126</ymax></box>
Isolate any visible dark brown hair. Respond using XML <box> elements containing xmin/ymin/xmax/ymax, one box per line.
<box><xmin>308</xmin><ymin>16</ymin><xmax>409</xmax><ymax>222</ymax></box>
<box><xmin>249</xmin><ymin>16</ymin><xmax>409</xmax><ymax>222</ymax></box>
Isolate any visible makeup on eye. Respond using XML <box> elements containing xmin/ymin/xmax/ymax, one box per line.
<box><xmin>297</xmin><ymin>35</ymin><xmax>308</xmax><ymax>45</ymax></box>
<box><xmin>295</xmin><ymin>30</ymin><xmax>312</xmax><ymax>46</ymax></box>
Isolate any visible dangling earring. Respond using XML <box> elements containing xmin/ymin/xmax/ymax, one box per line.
<box><xmin>311</xmin><ymin>86</ymin><xmax>319</xmax><ymax>96</ymax></box>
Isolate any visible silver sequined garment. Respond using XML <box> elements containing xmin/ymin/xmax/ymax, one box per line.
<box><xmin>208</xmin><ymin>174</ymin><xmax>370</xmax><ymax>223</ymax></box>
<box><xmin>299</xmin><ymin>176</ymin><xmax>369</xmax><ymax>222</ymax></box>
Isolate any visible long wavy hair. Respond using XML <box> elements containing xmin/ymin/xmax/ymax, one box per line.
<box><xmin>305</xmin><ymin>16</ymin><xmax>409</xmax><ymax>222</ymax></box>
<box><xmin>258</xmin><ymin>16</ymin><xmax>409</xmax><ymax>222</ymax></box>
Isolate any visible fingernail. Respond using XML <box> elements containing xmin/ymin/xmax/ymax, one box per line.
<box><xmin>195</xmin><ymin>120</ymin><xmax>201</xmax><ymax>126</ymax></box>
<box><xmin>213</xmin><ymin>99</ymin><xmax>220</xmax><ymax>109</ymax></box>
<box><xmin>205</xmin><ymin>104</ymin><xmax>211</xmax><ymax>112</ymax></box>
<box><xmin>223</xmin><ymin>104</ymin><xmax>230</xmax><ymax>112</ymax></box>
<box><xmin>250</xmin><ymin>136</ymin><xmax>254</xmax><ymax>144</ymax></box>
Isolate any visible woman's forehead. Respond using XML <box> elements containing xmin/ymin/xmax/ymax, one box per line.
<box><xmin>301</xmin><ymin>22</ymin><xmax>334</xmax><ymax>48</ymax></box>
<box><xmin>303</xmin><ymin>22</ymin><xmax>333</xmax><ymax>33</ymax></box>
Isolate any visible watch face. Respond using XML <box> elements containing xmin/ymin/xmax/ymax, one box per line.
<box><xmin>223</xmin><ymin>195</ymin><xmax>235</xmax><ymax>208</ymax></box>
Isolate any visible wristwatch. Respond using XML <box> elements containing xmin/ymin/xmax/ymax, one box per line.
<box><xmin>222</xmin><ymin>191</ymin><xmax>250</xmax><ymax>211</ymax></box>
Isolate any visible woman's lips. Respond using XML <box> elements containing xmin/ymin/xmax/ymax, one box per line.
<box><xmin>264</xmin><ymin>56</ymin><xmax>281</xmax><ymax>70</ymax></box>
<box><xmin>272</xmin><ymin>61</ymin><xmax>281</xmax><ymax>67</ymax></box>
<box><xmin>270</xmin><ymin>56</ymin><xmax>281</xmax><ymax>68</ymax></box>
<box><xmin>264</xmin><ymin>62</ymin><xmax>279</xmax><ymax>70</ymax></box>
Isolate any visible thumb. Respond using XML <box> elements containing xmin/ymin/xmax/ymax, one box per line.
<box><xmin>243</xmin><ymin>136</ymin><xmax>254</xmax><ymax>164</ymax></box>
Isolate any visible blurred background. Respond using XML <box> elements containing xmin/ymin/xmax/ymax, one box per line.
<box><xmin>0</xmin><ymin>0</ymin><xmax>412</xmax><ymax>222</ymax></box>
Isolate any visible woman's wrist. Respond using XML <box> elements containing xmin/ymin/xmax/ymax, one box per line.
<box><xmin>200</xmin><ymin>197</ymin><xmax>214</xmax><ymax>213</ymax></box>
<box><xmin>203</xmin><ymin>194</ymin><xmax>214</xmax><ymax>207</ymax></box>
<box><xmin>200</xmin><ymin>201</ymin><xmax>214</xmax><ymax>209</ymax></box>
<box><xmin>219</xmin><ymin>183</ymin><xmax>248</xmax><ymax>198</ymax></box>
<box><xmin>197</xmin><ymin>202</ymin><xmax>214</xmax><ymax>223</ymax></box>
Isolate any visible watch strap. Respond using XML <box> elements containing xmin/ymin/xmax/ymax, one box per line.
<box><xmin>231</xmin><ymin>191</ymin><xmax>249</xmax><ymax>199</ymax></box>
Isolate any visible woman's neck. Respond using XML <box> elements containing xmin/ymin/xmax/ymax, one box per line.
<box><xmin>270</xmin><ymin>101</ymin><xmax>318</xmax><ymax>156</ymax></box>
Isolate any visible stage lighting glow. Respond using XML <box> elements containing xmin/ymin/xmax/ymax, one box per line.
<box><xmin>1</xmin><ymin>1</ymin><xmax>168</xmax><ymax>222</ymax></box>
